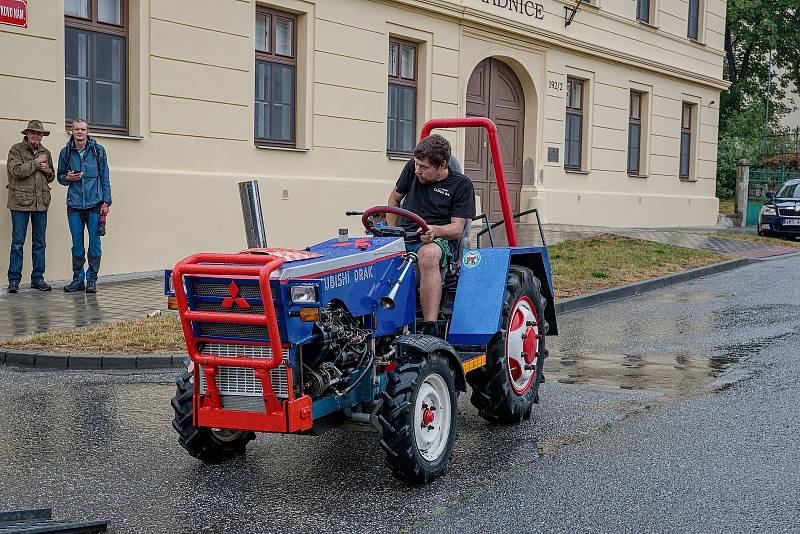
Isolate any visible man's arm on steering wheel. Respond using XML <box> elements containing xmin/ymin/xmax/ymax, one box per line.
<box><xmin>386</xmin><ymin>187</ymin><xmax>405</xmax><ymax>226</ymax></box>
<box><xmin>420</xmin><ymin>217</ymin><xmax>466</xmax><ymax>244</ymax></box>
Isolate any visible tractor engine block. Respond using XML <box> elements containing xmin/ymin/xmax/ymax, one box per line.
<box><xmin>302</xmin><ymin>305</ymin><xmax>374</xmax><ymax>397</ymax></box>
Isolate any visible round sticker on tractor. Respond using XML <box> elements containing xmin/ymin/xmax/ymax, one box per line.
<box><xmin>462</xmin><ymin>251</ymin><xmax>481</xmax><ymax>269</ymax></box>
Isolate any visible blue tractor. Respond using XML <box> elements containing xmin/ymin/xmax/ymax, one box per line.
<box><xmin>169</xmin><ymin>118</ymin><xmax>558</xmax><ymax>485</ymax></box>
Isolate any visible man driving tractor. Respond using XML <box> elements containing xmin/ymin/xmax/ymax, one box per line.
<box><xmin>386</xmin><ymin>134</ymin><xmax>475</xmax><ymax>335</ymax></box>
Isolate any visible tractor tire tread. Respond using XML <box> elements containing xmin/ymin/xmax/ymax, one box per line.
<box><xmin>378</xmin><ymin>352</ymin><xmax>458</xmax><ymax>485</ymax></box>
<box><xmin>467</xmin><ymin>265</ymin><xmax>547</xmax><ymax>426</ymax></box>
<box><xmin>171</xmin><ymin>370</ymin><xmax>254</xmax><ymax>464</ymax></box>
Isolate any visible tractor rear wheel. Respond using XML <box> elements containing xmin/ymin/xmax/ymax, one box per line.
<box><xmin>171</xmin><ymin>370</ymin><xmax>255</xmax><ymax>463</ymax></box>
<box><xmin>378</xmin><ymin>352</ymin><xmax>458</xmax><ymax>485</ymax></box>
<box><xmin>467</xmin><ymin>265</ymin><xmax>547</xmax><ymax>425</ymax></box>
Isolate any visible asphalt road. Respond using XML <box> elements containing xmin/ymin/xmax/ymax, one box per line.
<box><xmin>0</xmin><ymin>255</ymin><xmax>798</xmax><ymax>533</ymax></box>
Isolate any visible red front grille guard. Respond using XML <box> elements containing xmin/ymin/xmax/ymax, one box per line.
<box><xmin>172</xmin><ymin>253</ymin><xmax>312</xmax><ymax>432</ymax></box>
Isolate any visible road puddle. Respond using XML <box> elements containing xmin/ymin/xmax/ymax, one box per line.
<box><xmin>641</xmin><ymin>291</ymin><xmax>721</xmax><ymax>305</ymax></box>
<box><xmin>544</xmin><ymin>352</ymin><xmax>737</xmax><ymax>397</ymax></box>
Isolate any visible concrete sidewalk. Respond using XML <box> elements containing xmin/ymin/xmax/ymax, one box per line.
<box><xmin>0</xmin><ymin>225</ymin><xmax>795</xmax><ymax>341</ymax></box>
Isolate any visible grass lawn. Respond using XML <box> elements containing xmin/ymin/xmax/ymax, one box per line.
<box><xmin>0</xmin><ymin>235</ymin><xmax>729</xmax><ymax>354</ymax></box>
<box><xmin>549</xmin><ymin>234</ymin><xmax>728</xmax><ymax>298</ymax></box>
<box><xmin>718</xmin><ymin>198</ymin><xmax>735</xmax><ymax>215</ymax></box>
<box><xmin>0</xmin><ymin>315</ymin><xmax>185</xmax><ymax>355</ymax></box>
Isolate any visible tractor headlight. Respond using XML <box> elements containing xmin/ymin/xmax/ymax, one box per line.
<box><xmin>290</xmin><ymin>284</ymin><xmax>319</xmax><ymax>304</ymax></box>
<box><xmin>760</xmin><ymin>206</ymin><xmax>777</xmax><ymax>216</ymax></box>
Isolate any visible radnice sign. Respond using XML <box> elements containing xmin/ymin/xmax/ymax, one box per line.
<box><xmin>479</xmin><ymin>0</ymin><xmax>545</xmax><ymax>20</ymax></box>
<box><xmin>0</xmin><ymin>0</ymin><xmax>26</xmax><ymax>28</ymax></box>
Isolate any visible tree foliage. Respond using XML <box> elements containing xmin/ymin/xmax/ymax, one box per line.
<box><xmin>722</xmin><ymin>0</ymin><xmax>800</xmax><ymax>130</ymax></box>
<box><xmin>718</xmin><ymin>0</ymin><xmax>800</xmax><ymax>197</ymax></box>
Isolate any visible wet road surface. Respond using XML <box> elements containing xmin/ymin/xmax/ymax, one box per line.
<box><xmin>0</xmin><ymin>255</ymin><xmax>798</xmax><ymax>533</ymax></box>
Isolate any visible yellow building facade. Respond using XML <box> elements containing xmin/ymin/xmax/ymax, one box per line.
<box><xmin>0</xmin><ymin>0</ymin><xmax>727</xmax><ymax>281</ymax></box>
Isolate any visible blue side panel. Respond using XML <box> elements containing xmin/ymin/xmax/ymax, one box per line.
<box><xmin>316</xmin><ymin>255</ymin><xmax>415</xmax><ymax>336</ymax></box>
<box><xmin>510</xmin><ymin>247</ymin><xmax>554</xmax><ymax>296</ymax></box>
<box><xmin>448</xmin><ymin>248</ymin><xmax>510</xmax><ymax>346</ymax></box>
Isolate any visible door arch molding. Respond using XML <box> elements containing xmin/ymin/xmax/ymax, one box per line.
<box><xmin>465</xmin><ymin>57</ymin><xmax>528</xmax><ymax>223</ymax></box>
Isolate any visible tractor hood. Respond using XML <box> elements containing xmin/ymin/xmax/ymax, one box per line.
<box><xmin>245</xmin><ymin>236</ymin><xmax>406</xmax><ymax>280</ymax></box>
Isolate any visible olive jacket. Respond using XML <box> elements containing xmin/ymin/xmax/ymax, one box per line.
<box><xmin>6</xmin><ymin>139</ymin><xmax>55</xmax><ymax>212</ymax></box>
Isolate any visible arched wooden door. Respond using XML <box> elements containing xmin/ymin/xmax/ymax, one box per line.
<box><xmin>465</xmin><ymin>58</ymin><xmax>525</xmax><ymax>224</ymax></box>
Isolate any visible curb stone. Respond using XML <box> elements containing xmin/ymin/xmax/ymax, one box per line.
<box><xmin>101</xmin><ymin>355</ymin><xmax>137</xmax><ymax>369</ymax></box>
<box><xmin>554</xmin><ymin>258</ymin><xmax>754</xmax><ymax>314</ymax></box>
<box><xmin>35</xmin><ymin>352</ymin><xmax>69</xmax><ymax>369</ymax></box>
<box><xmin>0</xmin><ymin>258</ymin><xmax>756</xmax><ymax>370</ymax></box>
<box><xmin>5</xmin><ymin>350</ymin><xmax>38</xmax><ymax>367</ymax></box>
<box><xmin>135</xmin><ymin>354</ymin><xmax>172</xmax><ymax>369</ymax></box>
<box><xmin>68</xmin><ymin>354</ymin><xmax>102</xmax><ymax>370</ymax></box>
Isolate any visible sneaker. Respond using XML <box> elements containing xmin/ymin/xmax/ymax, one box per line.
<box><xmin>7</xmin><ymin>282</ymin><xmax>19</xmax><ymax>294</ymax></box>
<box><xmin>418</xmin><ymin>321</ymin><xmax>440</xmax><ymax>336</ymax></box>
<box><xmin>63</xmin><ymin>280</ymin><xmax>85</xmax><ymax>292</ymax></box>
<box><xmin>85</xmin><ymin>281</ymin><xmax>97</xmax><ymax>293</ymax></box>
<box><xmin>31</xmin><ymin>280</ymin><xmax>52</xmax><ymax>291</ymax></box>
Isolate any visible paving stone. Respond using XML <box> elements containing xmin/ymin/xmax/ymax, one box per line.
<box><xmin>35</xmin><ymin>352</ymin><xmax>69</xmax><ymax>368</ymax></box>
<box><xmin>68</xmin><ymin>354</ymin><xmax>103</xmax><ymax>369</ymax></box>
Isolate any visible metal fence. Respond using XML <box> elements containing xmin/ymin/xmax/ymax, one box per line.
<box><xmin>748</xmin><ymin>168</ymin><xmax>800</xmax><ymax>202</ymax></box>
<box><xmin>759</xmin><ymin>127</ymin><xmax>800</xmax><ymax>157</ymax></box>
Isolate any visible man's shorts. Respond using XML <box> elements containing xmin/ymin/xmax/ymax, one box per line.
<box><xmin>405</xmin><ymin>237</ymin><xmax>453</xmax><ymax>268</ymax></box>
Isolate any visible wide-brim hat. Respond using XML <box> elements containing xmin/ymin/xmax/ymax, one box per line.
<box><xmin>21</xmin><ymin>120</ymin><xmax>50</xmax><ymax>136</ymax></box>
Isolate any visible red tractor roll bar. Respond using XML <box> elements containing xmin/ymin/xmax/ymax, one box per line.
<box><xmin>420</xmin><ymin>117</ymin><xmax>519</xmax><ymax>247</ymax></box>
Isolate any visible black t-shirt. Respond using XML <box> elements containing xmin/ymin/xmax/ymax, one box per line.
<box><xmin>395</xmin><ymin>159</ymin><xmax>475</xmax><ymax>242</ymax></box>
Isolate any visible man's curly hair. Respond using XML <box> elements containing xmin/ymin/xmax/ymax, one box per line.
<box><xmin>414</xmin><ymin>134</ymin><xmax>451</xmax><ymax>169</ymax></box>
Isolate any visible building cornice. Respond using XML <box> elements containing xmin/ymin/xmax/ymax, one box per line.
<box><xmin>374</xmin><ymin>0</ymin><xmax>731</xmax><ymax>91</ymax></box>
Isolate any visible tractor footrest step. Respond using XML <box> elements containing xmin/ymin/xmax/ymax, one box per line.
<box><xmin>0</xmin><ymin>508</ymin><xmax>109</xmax><ymax>533</ymax></box>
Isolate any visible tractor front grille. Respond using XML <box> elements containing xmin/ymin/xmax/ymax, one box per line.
<box><xmin>192</xmin><ymin>281</ymin><xmax>265</xmax><ymax>299</ymax></box>
<box><xmin>188</xmin><ymin>278</ymin><xmax>286</xmax><ymax>341</ymax></box>
<box><xmin>198</xmin><ymin>343</ymin><xmax>290</xmax><ymax>408</ymax></box>
<box><xmin>198</xmin><ymin>322</ymin><xmax>270</xmax><ymax>339</ymax></box>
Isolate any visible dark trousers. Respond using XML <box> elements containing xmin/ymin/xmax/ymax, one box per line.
<box><xmin>67</xmin><ymin>206</ymin><xmax>102</xmax><ymax>283</ymax></box>
<box><xmin>8</xmin><ymin>210</ymin><xmax>47</xmax><ymax>284</ymax></box>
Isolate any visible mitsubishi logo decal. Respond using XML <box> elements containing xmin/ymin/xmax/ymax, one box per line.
<box><xmin>221</xmin><ymin>281</ymin><xmax>250</xmax><ymax>309</ymax></box>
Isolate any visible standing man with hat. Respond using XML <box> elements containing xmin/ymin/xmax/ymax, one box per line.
<box><xmin>5</xmin><ymin>119</ymin><xmax>55</xmax><ymax>293</ymax></box>
<box><xmin>57</xmin><ymin>119</ymin><xmax>112</xmax><ymax>294</ymax></box>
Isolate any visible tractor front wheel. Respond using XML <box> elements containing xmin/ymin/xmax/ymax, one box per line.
<box><xmin>378</xmin><ymin>352</ymin><xmax>458</xmax><ymax>485</ymax></box>
<box><xmin>467</xmin><ymin>265</ymin><xmax>547</xmax><ymax>425</ymax></box>
<box><xmin>171</xmin><ymin>370</ymin><xmax>255</xmax><ymax>463</ymax></box>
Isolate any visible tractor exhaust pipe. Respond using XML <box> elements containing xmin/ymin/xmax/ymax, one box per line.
<box><xmin>380</xmin><ymin>253</ymin><xmax>418</xmax><ymax>310</ymax></box>
<box><xmin>239</xmin><ymin>180</ymin><xmax>268</xmax><ymax>248</ymax></box>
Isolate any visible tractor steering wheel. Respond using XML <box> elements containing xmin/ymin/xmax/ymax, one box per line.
<box><xmin>361</xmin><ymin>205</ymin><xmax>430</xmax><ymax>238</ymax></box>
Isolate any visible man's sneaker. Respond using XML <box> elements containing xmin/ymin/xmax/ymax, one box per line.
<box><xmin>85</xmin><ymin>281</ymin><xmax>97</xmax><ymax>293</ymax></box>
<box><xmin>63</xmin><ymin>280</ymin><xmax>85</xmax><ymax>292</ymax></box>
<box><xmin>418</xmin><ymin>321</ymin><xmax>440</xmax><ymax>336</ymax></box>
<box><xmin>7</xmin><ymin>282</ymin><xmax>19</xmax><ymax>294</ymax></box>
<box><xmin>31</xmin><ymin>280</ymin><xmax>52</xmax><ymax>291</ymax></box>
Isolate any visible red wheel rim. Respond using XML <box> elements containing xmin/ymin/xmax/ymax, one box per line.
<box><xmin>505</xmin><ymin>295</ymin><xmax>539</xmax><ymax>394</ymax></box>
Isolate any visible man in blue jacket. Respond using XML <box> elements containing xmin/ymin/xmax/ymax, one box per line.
<box><xmin>57</xmin><ymin>119</ymin><xmax>112</xmax><ymax>293</ymax></box>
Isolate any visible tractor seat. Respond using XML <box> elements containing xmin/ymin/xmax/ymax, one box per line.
<box><xmin>442</xmin><ymin>156</ymin><xmax>473</xmax><ymax>290</ymax></box>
